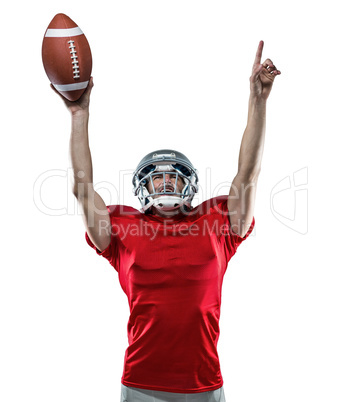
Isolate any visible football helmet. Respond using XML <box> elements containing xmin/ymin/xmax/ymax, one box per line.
<box><xmin>132</xmin><ymin>149</ymin><xmax>199</xmax><ymax>213</ymax></box>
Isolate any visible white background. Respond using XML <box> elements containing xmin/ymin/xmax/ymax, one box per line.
<box><xmin>0</xmin><ymin>1</ymin><xmax>339</xmax><ymax>401</ymax></box>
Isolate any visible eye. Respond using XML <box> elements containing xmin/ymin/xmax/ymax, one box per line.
<box><xmin>153</xmin><ymin>175</ymin><xmax>162</xmax><ymax>180</ymax></box>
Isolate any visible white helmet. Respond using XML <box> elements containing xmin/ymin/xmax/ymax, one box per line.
<box><xmin>132</xmin><ymin>149</ymin><xmax>199</xmax><ymax>213</ymax></box>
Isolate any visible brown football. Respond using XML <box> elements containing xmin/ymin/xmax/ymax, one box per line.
<box><xmin>42</xmin><ymin>13</ymin><xmax>92</xmax><ymax>101</ymax></box>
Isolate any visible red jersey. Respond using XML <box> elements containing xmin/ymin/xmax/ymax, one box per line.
<box><xmin>85</xmin><ymin>196</ymin><xmax>255</xmax><ymax>393</ymax></box>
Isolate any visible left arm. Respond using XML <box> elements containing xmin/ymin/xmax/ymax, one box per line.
<box><xmin>228</xmin><ymin>41</ymin><xmax>281</xmax><ymax>237</ymax></box>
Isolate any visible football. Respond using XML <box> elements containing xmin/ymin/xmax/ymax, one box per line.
<box><xmin>42</xmin><ymin>13</ymin><xmax>92</xmax><ymax>101</ymax></box>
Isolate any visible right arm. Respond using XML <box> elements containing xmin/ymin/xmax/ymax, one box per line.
<box><xmin>53</xmin><ymin>78</ymin><xmax>111</xmax><ymax>252</ymax></box>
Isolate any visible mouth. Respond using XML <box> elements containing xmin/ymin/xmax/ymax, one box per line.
<box><xmin>158</xmin><ymin>186</ymin><xmax>174</xmax><ymax>193</ymax></box>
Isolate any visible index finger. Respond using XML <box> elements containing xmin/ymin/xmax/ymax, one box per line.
<box><xmin>254</xmin><ymin>40</ymin><xmax>264</xmax><ymax>65</ymax></box>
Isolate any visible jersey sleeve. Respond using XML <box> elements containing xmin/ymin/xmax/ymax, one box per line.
<box><xmin>226</xmin><ymin>213</ymin><xmax>255</xmax><ymax>255</ymax></box>
<box><xmin>84</xmin><ymin>205</ymin><xmax>118</xmax><ymax>271</ymax></box>
<box><xmin>217</xmin><ymin>196</ymin><xmax>255</xmax><ymax>259</ymax></box>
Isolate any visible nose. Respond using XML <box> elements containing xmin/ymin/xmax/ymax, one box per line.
<box><xmin>164</xmin><ymin>174</ymin><xmax>172</xmax><ymax>183</ymax></box>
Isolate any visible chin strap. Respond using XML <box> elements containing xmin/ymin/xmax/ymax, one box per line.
<box><xmin>153</xmin><ymin>195</ymin><xmax>183</xmax><ymax>208</ymax></box>
<box><xmin>140</xmin><ymin>196</ymin><xmax>192</xmax><ymax>215</ymax></box>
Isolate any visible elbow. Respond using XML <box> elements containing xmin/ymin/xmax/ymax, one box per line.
<box><xmin>72</xmin><ymin>182</ymin><xmax>85</xmax><ymax>200</ymax></box>
<box><xmin>72</xmin><ymin>181</ymin><xmax>94</xmax><ymax>200</ymax></box>
<box><xmin>237</xmin><ymin>166</ymin><xmax>261</xmax><ymax>182</ymax></box>
<box><xmin>72</xmin><ymin>182</ymin><xmax>81</xmax><ymax>198</ymax></box>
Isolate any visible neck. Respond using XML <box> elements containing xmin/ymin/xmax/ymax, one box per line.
<box><xmin>148</xmin><ymin>202</ymin><xmax>193</xmax><ymax>218</ymax></box>
<box><xmin>150</xmin><ymin>206</ymin><xmax>182</xmax><ymax>218</ymax></box>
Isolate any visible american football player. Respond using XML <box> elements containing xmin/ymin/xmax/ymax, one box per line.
<box><xmin>54</xmin><ymin>40</ymin><xmax>280</xmax><ymax>402</ymax></box>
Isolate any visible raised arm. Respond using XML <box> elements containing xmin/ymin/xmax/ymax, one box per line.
<box><xmin>227</xmin><ymin>41</ymin><xmax>281</xmax><ymax>237</ymax></box>
<box><xmin>52</xmin><ymin>78</ymin><xmax>111</xmax><ymax>251</ymax></box>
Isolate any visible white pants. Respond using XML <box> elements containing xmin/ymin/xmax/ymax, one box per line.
<box><xmin>120</xmin><ymin>384</ymin><xmax>226</xmax><ymax>402</ymax></box>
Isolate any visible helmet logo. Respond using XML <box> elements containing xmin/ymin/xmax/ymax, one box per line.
<box><xmin>152</xmin><ymin>152</ymin><xmax>176</xmax><ymax>159</ymax></box>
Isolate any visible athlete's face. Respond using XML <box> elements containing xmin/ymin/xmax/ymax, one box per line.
<box><xmin>147</xmin><ymin>173</ymin><xmax>184</xmax><ymax>198</ymax></box>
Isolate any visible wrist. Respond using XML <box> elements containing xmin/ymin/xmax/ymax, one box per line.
<box><xmin>249</xmin><ymin>94</ymin><xmax>267</xmax><ymax>106</ymax></box>
<box><xmin>249</xmin><ymin>94</ymin><xmax>267</xmax><ymax>110</ymax></box>
<box><xmin>247</xmin><ymin>95</ymin><xmax>266</xmax><ymax>122</ymax></box>
<box><xmin>71</xmin><ymin>108</ymin><xmax>90</xmax><ymax>119</ymax></box>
